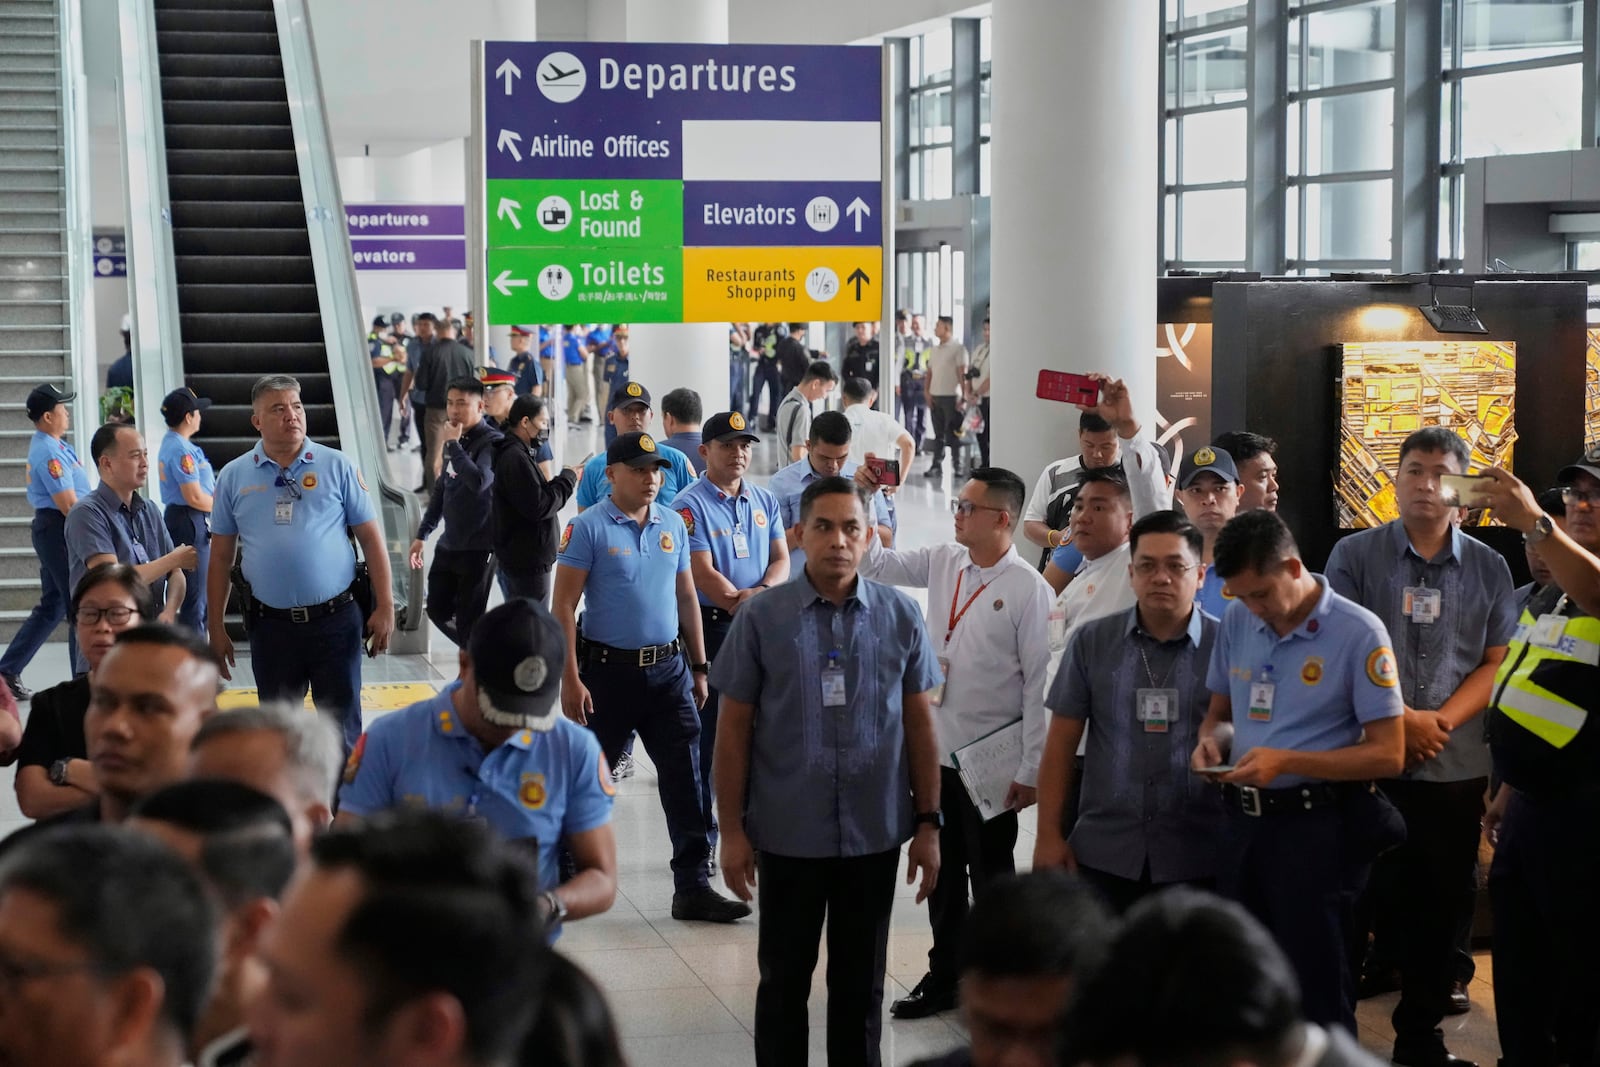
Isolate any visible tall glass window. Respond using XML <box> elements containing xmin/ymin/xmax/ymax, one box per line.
<box><xmin>907</xmin><ymin>29</ymin><xmax>955</xmax><ymax>200</ymax></box>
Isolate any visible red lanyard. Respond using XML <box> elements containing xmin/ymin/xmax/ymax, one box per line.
<box><xmin>946</xmin><ymin>570</ymin><xmax>991</xmax><ymax>644</ymax></box>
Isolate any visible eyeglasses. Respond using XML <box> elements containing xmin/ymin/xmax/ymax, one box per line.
<box><xmin>1562</xmin><ymin>487</ymin><xmax>1600</xmax><ymax>508</ymax></box>
<box><xmin>1132</xmin><ymin>560</ymin><xmax>1200</xmax><ymax>578</ymax></box>
<box><xmin>951</xmin><ymin>500</ymin><xmax>1008</xmax><ymax>518</ymax></box>
<box><xmin>73</xmin><ymin>606</ymin><xmax>138</xmax><ymax>626</ymax></box>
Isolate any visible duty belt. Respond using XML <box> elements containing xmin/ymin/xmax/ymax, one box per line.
<box><xmin>1221</xmin><ymin>781</ymin><xmax>1342</xmax><ymax>817</ymax></box>
<box><xmin>253</xmin><ymin>590</ymin><xmax>356</xmax><ymax>624</ymax></box>
<box><xmin>700</xmin><ymin>605</ymin><xmax>733</xmax><ymax>625</ymax></box>
<box><xmin>579</xmin><ymin>636</ymin><xmax>682</xmax><ymax>668</ymax></box>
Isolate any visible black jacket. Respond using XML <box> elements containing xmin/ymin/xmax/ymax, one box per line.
<box><xmin>419</xmin><ymin>419</ymin><xmax>502</xmax><ymax>552</ymax></box>
<box><xmin>491</xmin><ymin>434</ymin><xmax>577</xmax><ymax>575</ymax></box>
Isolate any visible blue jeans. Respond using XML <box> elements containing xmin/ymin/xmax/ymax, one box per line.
<box><xmin>163</xmin><ymin>504</ymin><xmax>210</xmax><ymax>634</ymax></box>
<box><xmin>248</xmin><ymin>598</ymin><xmax>364</xmax><ymax>756</ymax></box>
<box><xmin>579</xmin><ymin>652</ymin><xmax>711</xmax><ymax>893</ymax></box>
<box><xmin>0</xmin><ymin>509</ymin><xmax>77</xmax><ymax>678</ymax></box>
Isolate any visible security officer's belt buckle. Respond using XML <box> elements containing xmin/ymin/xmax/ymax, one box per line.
<box><xmin>1239</xmin><ymin>786</ymin><xmax>1262</xmax><ymax>817</ymax></box>
<box><xmin>638</xmin><ymin>645</ymin><xmax>659</xmax><ymax>667</ymax></box>
<box><xmin>290</xmin><ymin>606</ymin><xmax>310</xmax><ymax>624</ymax></box>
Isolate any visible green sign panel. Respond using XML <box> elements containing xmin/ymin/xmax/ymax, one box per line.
<box><xmin>486</xmin><ymin>178</ymin><xmax>682</xmax><ymax>250</ymax></box>
<box><xmin>487</xmin><ymin>246</ymin><xmax>684</xmax><ymax>322</ymax></box>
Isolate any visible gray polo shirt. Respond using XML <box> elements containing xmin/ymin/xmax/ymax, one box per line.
<box><xmin>1047</xmin><ymin>605</ymin><xmax>1223</xmax><ymax>884</ymax></box>
<box><xmin>774</xmin><ymin>387</ymin><xmax>812</xmax><ymax>457</ymax></box>
<box><xmin>1325</xmin><ymin>520</ymin><xmax>1517</xmax><ymax>783</ymax></box>
<box><xmin>710</xmin><ymin>571</ymin><xmax>941</xmax><ymax>859</ymax></box>
<box><xmin>65</xmin><ymin>482</ymin><xmax>176</xmax><ymax>603</ymax></box>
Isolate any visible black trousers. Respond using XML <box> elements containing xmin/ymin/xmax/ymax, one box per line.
<box><xmin>928</xmin><ymin>395</ymin><xmax>962</xmax><ymax>469</ymax></box>
<box><xmin>375</xmin><ymin>373</ymin><xmax>396</xmax><ymax>441</ymax></box>
<box><xmin>977</xmin><ymin>397</ymin><xmax>991</xmax><ymax>468</ymax></box>
<box><xmin>754</xmin><ymin>848</ymin><xmax>899</xmax><ymax>1067</ymax></box>
<box><xmin>426</xmin><ymin>548</ymin><xmax>494</xmax><ymax>647</ymax></box>
<box><xmin>1357</xmin><ymin>777</ymin><xmax>1486</xmax><ymax>1053</ymax></box>
<box><xmin>500</xmin><ymin>565</ymin><xmax>550</xmax><ymax>603</ymax></box>
<box><xmin>749</xmin><ymin>360</ymin><xmax>782</xmax><ymax>428</ymax></box>
<box><xmin>1489</xmin><ymin>788</ymin><xmax>1600</xmax><ymax>1067</ymax></box>
<box><xmin>1079</xmin><ymin>862</ymin><xmax>1216</xmax><ymax>916</ymax></box>
<box><xmin>699</xmin><ymin>608</ymin><xmax>733</xmax><ymax>852</ymax></box>
<box><xmin>926</xmin><ymin>764</ymin><xmax>1017</xmax><ymax>986</ymax></box>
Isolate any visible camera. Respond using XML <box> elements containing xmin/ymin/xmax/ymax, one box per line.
<box><xmin>963</xmin><ymin>367</ymin><xmax>981</xmax><ymax>381</ymax></box>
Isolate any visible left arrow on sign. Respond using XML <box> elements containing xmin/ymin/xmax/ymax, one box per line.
<box><xmin>497</xmin><ymin>129</ymin><xmax>523</xmax><ymax>162</ymax></box>
<box><xmin>497</xmin><ymin>197</ymin><xmax>523</xmax><ymax>230</ymax></box>
<box><xmin>846</xmin><ymin>267</ymin><xmax>871</xmax><ymax>300</ymax></box>
<box><xmin>495</xmin><ymin>58</ymin><xmax>522</xmax><ymax>96</ymax></box>
<box><xmin>493</xmin><ymin>270</ymin><xmax>529</xmax><ymax>297</ymax></box>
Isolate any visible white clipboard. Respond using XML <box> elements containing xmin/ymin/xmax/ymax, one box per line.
<box><xmin>950</xmin><ymin>718</ymin><xmax>1023</xmax><ymax>822</ymax></box>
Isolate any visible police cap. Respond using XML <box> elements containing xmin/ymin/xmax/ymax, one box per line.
<box><xmin>607</xmin><ymin>431</ymin><xmax>671</xmax><ymax>470</ymax></box>
<box><xmin>468</xmin><ymin>598</ymin><xmax>565</xmax><ymax>731</ymax></box>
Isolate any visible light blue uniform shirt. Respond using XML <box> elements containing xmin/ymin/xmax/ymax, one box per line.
<box><xmin>673</xmin><ymin>477</ymin><xmax>783</xmax><ymax>606</ymax></box>
<box><xmin>1325</xmin><ymin>521</ymin><xmax>1517</xmax><ymax>782</ymax></box>
<box><xmin>1205</xmin><ymin>575</ymin><xmax>1404</xmax><ymax>787</ymax></box>
<box><xmin>574</xmin><ymin>445</ymin><xmax>696</xmax><ymax>509</ymax></box>
<box><xmin>1048</xmin><ymin>542</ymin><xmax>1086</xmax><ymax>575</ymax></box>
<box><xmin>767</xmin><ymin>456</ymin><xmax>891</xmax><ymax>575</ymax></box>
<box><xmin>156</xmin><ymin>430</ymin><xmax>215</xmax><ymax>509</ymax></box>
<box><xmin>1196</xmin><ymin>565</ymin><xmax>1233</xmax><ymax>620</ymax></box>
<box><xmin>25</xmin><ymin>431</ymin><xmax>90</xmax><ymax>509</ymax></box>
<box><xmin>210</xmin><ymin>441</ymin><xmax>377</xmax><ymax>609</ymax></box>
<box><xmin>557</xmin><ymin>497</ymin><xmax>690</xmax><ymax>648</ymax></box>
<box><xmin>710</xmin><ymin>571</ymin><xmax>942</xmax><ymax>858</ymax></box>
<box><xmin>338</xmin><ymin>681</ymin><xmax>614</xmax><ymax>908</ymax></box>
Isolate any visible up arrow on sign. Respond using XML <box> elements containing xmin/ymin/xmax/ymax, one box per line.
<box><xmin>496</xmin><ymin>129</ymin><xmax>522</xmax><ymax>162</ymax></box>
<box><xmin>495</xmin><ymin>58</ymin><xmax>521</xmax><ymax>95</ymax></box>
<box><xmin>846</xmin><ymin>267</ymin><xmax>871</xmax><ymax>300</ymax></box>
<box><xmin>845</xmin><ymin>197</ymin><xmax>871</xmax><ymax>233</ymax></box>
<box><xmin>496</xmin><ymin>197</ymin><xmax>522</xmax><ymax>230</ymax></box>
<box><xmin>493</xmin><ymin>269</ymin><xmax>528</xmax><ymax>297</ymax></box>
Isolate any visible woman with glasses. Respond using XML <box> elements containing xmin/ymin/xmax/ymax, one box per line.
<box><xmin>12</xmin><ymin>563</ymin><xmax>155</xmax><ymax>819</ymax></box>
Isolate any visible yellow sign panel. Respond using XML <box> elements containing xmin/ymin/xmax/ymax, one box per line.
<box><xmin>682</xmin><ymin>246</ymin><xmax>880</xmax><ymax>322</ymax></box>
<box><xmin>217</xmin><ymin>682</ymin><xmax>438</xmax><ymax>712</ymax></box>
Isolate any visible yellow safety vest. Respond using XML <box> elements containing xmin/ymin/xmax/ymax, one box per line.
<box><xmin>1490</xmin><ymin>598</ymin><xmax>1600</xmax><ymax>749</ymax></box>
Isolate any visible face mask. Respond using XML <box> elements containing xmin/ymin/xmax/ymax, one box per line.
<box><xmin>533</xmin><ymin>430</ymin><xmax>550</xmax><ymax>448</ymax></box>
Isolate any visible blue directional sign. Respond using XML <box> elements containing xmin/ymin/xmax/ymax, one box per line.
<box><xmin>481</xmin><ymin>41</ymin><xmax>883</xmax><ymax>323</ymax></box>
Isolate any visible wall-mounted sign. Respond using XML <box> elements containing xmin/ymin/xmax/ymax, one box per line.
<box><xmin>93</xmin><ymin>231</ymin><xmax>126</xmax><ymax>278</ymax></box>
<box><xmin>346</xmin><ymin>203</ymin><xmax>466</xmax><ymax>272</ymax></box>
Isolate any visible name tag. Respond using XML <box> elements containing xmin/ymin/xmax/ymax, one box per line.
<box><xmin>930</xmin><ymin>654</ymin><xmax>950</xmax><ymax>707</ymax></box>
<box><xmin>1404</xmin><ymin>586</ymin><xmax>1441</xmax><ymax>625</ymax></box>
<box><xmin>275</xmin><ymin>499</ymin><xmax>294</xmax><ymax>525</ymax></box>
<box><xmin>731</xmin><ymin>526</ymin><xmax>750</xmax><ymax>559</ymax></box>
<box><xmin>1248</xmin><ymin>681</ymin><xmax>1275</xmax><ymax>722</ymax></box>
<box><xmin>821</xmin><ymin>667</ymin><xmax>847</xmax><ymax>707</ymax></box>
<box><xmin>1048</xmin><ymin>604</ymin><xmax>1067</xmax><ymax>648</ymax></box>
<box><xmin>1531</xmin><ymin>613</ymin><xmax>1567</xmax><ymax>648</ymax></box>
<box><xmin>1138</xmin><ymin>687</ymin><xmax>1178</xmax><ymax>733</ymax></box>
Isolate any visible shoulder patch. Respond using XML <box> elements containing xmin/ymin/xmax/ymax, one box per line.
<box><xmin>1366</xmin><ymin>647</ymin><xmax>1398</xmax><ymax>688</ymax></box>
<box><xmin>179</xmin><ymin>453</ymin><xmax>196</xmax><ymax>476</ymax></box>
<box><xmin>357</xmin><ymin>468</ymin><xmax>368</xmax><ymax>491</ymax></box>
<box><xmin>560</xmin><ymin>523</ymin><xmax>574</xmax><ymax>553</ymax></box>
<box><xmin>46</xmin><ymin>458</ymin><xmax>63</xmax><ymax>480</ymax></box>
<box><xmin>678</xmin><ymin>506</ymin><xmax>696</xmax><ymax>536</ymax></box>
<box><xmin>600</xmin><ymin>749</ymin><xmax>618</xmax><ymax>797</ymax></box>
<box><xmin>343</xmin><ymin>734</ymin><xmax>368</xmax><ymax>784</ymax></box>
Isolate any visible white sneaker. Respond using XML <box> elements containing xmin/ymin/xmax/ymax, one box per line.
<box><xmin>610</xmin><ymin>751</ymin><xmax>635</xmax><ymax>783</ymax></box>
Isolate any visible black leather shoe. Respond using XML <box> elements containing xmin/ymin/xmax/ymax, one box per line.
<box><xmin>890</xmin><ymin>973</ymin><xmax>957</xmax><ymax>1019</ymax></box>
<box><xmin>2</xmin><ymin>674</ymin><xmax>30</xmax><ymax>702</ymax></box>
<box><xmin>1393</xmin><ymin>1049</ymin><xmax>1479</xmax><ymax>1067</ymax></box>
<box><xmin>670</xmin><ymin>887</ymin><xmax>751</xmax><ymax>923</ymax></box>
<box><xmin>1358</xmin><ymin>963</ymin><xmax>1402</xmax><ymax>999</ymax></box>
<box><xmin>1446</xmin><ymin>981</ymin><xmax>1471</xmax><ymax>1015</ymax></box>
<box><xmin>924</xmin><ymin>466</ymin><xmax>943</xmax><ymax>479</ymax></box>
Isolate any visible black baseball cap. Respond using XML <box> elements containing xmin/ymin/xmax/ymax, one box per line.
<box><xmin>607</xmin><ymin>431</ymin><xmax>671</xmax><ymax>470</ymax></box>
<box><xmin>160</xmin><ymin>387</ymin><xmax>212</xmax><ymax>427</ymax></box>
<box><xmin>468</xmin><ymin>599</ymin><xmax>564</xmax><ymax>731</ymax></box>
<box><xmin>611</xmin><ymin>381</ymin><xmax>651</xmax><ymax>409</ymax></box>
<box><xmin>25</xmin><ymin>383</ymin><xmax>73</xmax><ymax>422</ymax></box>
<box><xmin>1177</xmin><ymin>445</ymin><xmax>1239</xmax><ymax>489</ymax></box>
<box><xmin>371</xmin><ymin>315</ymin><xmax>388</xmax><ymax>329</ymax></box>
<box><xmin>1557</xmin><ymin>443</ymin><xmax>1600</xmax><ymax>485</ymax></box>
<box><xmin>388</xmin><ymin>311</ymin><xmax>405</xmax><ymax>327</ymax></box>
<box><xmin>703</xmin><ymin>410</ymin><xmax>760</xmax><ymax>444</ymax></box>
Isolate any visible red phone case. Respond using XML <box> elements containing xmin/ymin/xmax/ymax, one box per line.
<box><xmin>1036</xmin><ymin>370</ymin><xmax>1100</xmax><ymax>406</ymax></box>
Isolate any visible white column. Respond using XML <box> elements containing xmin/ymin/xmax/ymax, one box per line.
<box><xmin>989</xmin><ymin>0</ymin><xmax>1158</xmax><ymax>483</ymax></box>
<box><xmin>599</xmin><ymin>0</ymin><xmax>735</xmax><ymax>420</ymax></box>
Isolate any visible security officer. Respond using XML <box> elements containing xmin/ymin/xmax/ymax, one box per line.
<box><xmin>208</xmin><ymin>374</ymin><xmax>395</xmax><ymax>756</ymax></box>
<box><xmin>673</xmin><ymin>411</ymin><xmax>790</xmax><ymax>861</ymax></box>
<box><xmin>408</xmin><ymin>376</ymin><xmax>502</xmax><ymax>648</ymax></box>
<box><xmin>1173</xmin><ymin>444</ymin><xmax>1244</xmax><ymax>618</ymax></box>
<box><xmin>574</xmin><ymin>383</ymin><xmax>696</xmax><ymax>510</ymax></box>
<box><xmin>1</xmin><ymin>384</ymin><xmax>90</xmax><ymax>699</ymax></box>
<box><xmin>1193</xmin><ymin>509</ymin><xmax>1405</xmax><ymax>1033</ymax></box>
<box><xmin>1475</xmin><ymin>456</ymin><xmax>1600</xmax><ymax>1067</ymax></box>
<box><xmin>552</xmin><ymin>431</ymin><xmax>747</xmax><ymax>923</ymax></box>
<box><xmin>156</xmin><ymin>387</ymin><xmax>216</xmax><ymax>632</ymax></box>
<box><xmin>506</xmin><ymin>326</ymin><xmax>543</xmax><ymax>397</ymax></box>
<box><xmin>336</xmin><ymin>597</ymin><xmax>618</xmax><ymax>939</ymax></box>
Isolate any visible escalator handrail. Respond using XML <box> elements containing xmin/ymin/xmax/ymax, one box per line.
<box><xmin>61</xmin><ymin>0</ymin><xmax>102</xmax><ymax>464</ymax></box>
<box><xmin>113</xmin><ymin>0</ymin><xmax>187</xmax><ymax>489</ymax></box>
<box><xmin>271</xmin><ymin>0</ymin><xmax>425</xmax><ymax>630</ymax></box>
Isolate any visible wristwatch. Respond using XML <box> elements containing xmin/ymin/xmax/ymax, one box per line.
<box><xmin>48</xmin><ymin>759</ymin><xmax>71</xmax><ymax>787</ymax></box>
<box><xmin>1526</xmin><ymin>513</ymin><xmax>1554</xmax><ymax>544</ymax></box>
<box><xmin>690</xmin><ymin>662</ymin><xmax>710</xmax><ymax>674</ymax></box>
<box><xmin>914</xmin><ymin>810</ymin><xmax>945</xmax><ymax>830</ymax></box>
<box><xmin>542</xmin><ymin>890</ymin><xmax>568</xmax><ymax>928</ymax></box>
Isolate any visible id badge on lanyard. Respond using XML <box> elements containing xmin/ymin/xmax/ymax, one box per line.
<box><xmin>1248</xmin><ymin>665</ymin><xmax>1275</xmax><ymax>722</ymax></box>
<box><xmin>1403</xmin><ymin>583</ymin><xmax>1441</xmax><ymax>625</ymax></box>
<box><xmin>731</xmin><ymin>523</ymin><xmax>750</xmax><ymax>559</ymax></box>
<box><xmin>275</xmin><ymin>497</ymin><xmax>294</xmax><ymax>525</ymax></box>
<box><xmin>1137</xmin><ymin>688</ymin><xmax>1178</xmax><ymax>733</ymax></box>
<box><xmin>822</xmin><ymin>651</ymin><xmax>847</xmax><ymax>707</ymax></box>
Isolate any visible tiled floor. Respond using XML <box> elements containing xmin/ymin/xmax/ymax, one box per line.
<box><xmin>0</xmin><ymin>420</ymin><xmax>1507</xmax><ymax>1066</ymax></box>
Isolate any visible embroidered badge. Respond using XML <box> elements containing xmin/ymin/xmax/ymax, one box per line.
<box><xmin>301</xmin><ymin>472</ymin><xmax>318</xmax><ymax>489</ymax></box>
<box><xmin>1366</xmin><ymin>647</ymin><xmax>1398</xmax><ymax>688</ymax></box>
<box><xmin>660</xmin><ymin>532</ymin><xmax>674</xmax><ymax>552</ymax></box>
<box><xmin>519</xmin><ymin>773</ymin><xmax>548</xmax><ymax>810</ymax></box>
<box><xmin>1301</xmin><ymin>656</ymin><xmax>1324</xmax><ymax>686</ymax></box>
<box><xmin>678</xmin><ymin>507</ymin><xmax>696</xmax><ymax>536</ymax></box>
<box><xmin>342</xmin><ymin>734</ymin><xmax>368</xmax><ymax>784</ymax></box>
<box><xmin>560</xmin><ymin>523</ymin><xmax>574</xmax><ymax>553</ymax></box>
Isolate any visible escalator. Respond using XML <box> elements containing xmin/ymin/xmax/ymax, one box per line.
<box><xmin>120</xmin><ymin>0</ymin><xmax>425</xmax><ymax>645</ymax></box>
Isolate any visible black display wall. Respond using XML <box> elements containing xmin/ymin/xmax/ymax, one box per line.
<box><xmin>1210</xmin><ymin>279</ymin><xmax>1588</xmax><ymax>573</ymax></box>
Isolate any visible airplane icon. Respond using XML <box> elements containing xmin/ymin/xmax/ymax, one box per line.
<box><xmin>542</xmin><ymin>63</ymin><xmax>579</xmax><ymax>82</ymax></box>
